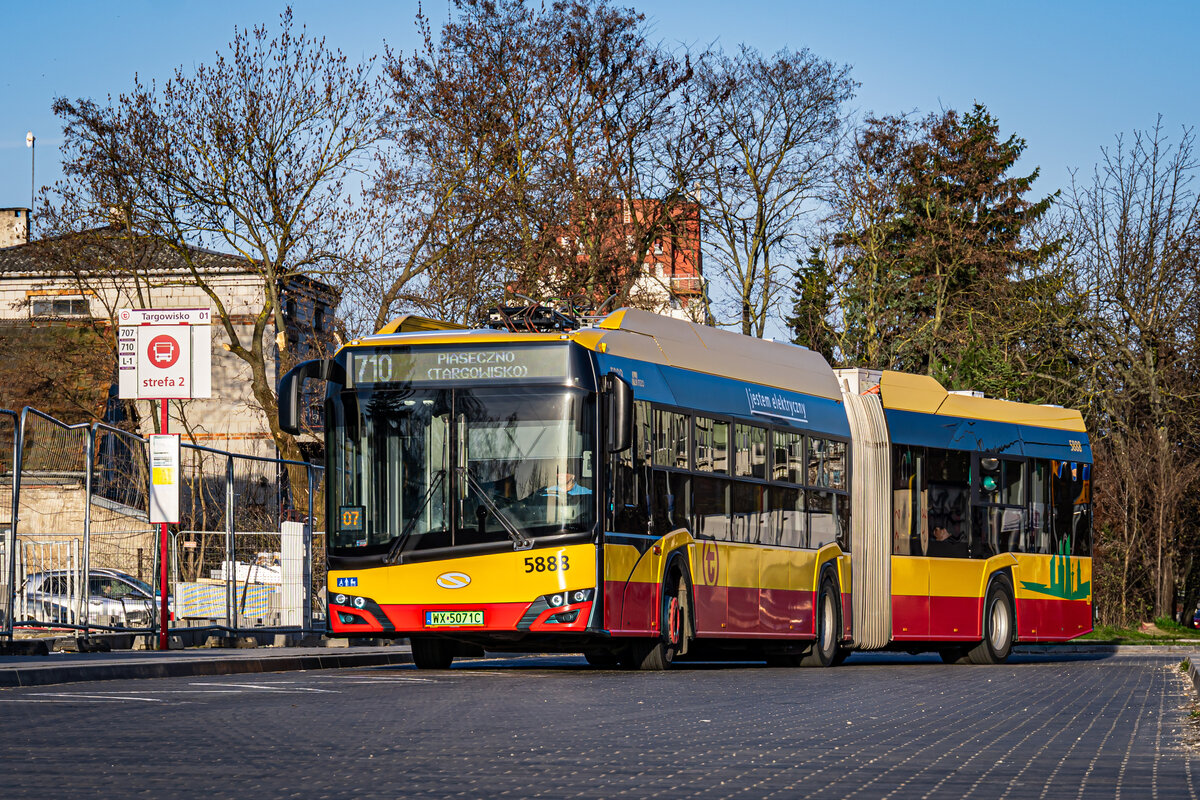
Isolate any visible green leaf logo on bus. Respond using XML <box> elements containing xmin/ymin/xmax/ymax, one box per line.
<box><xmin>1020</xmin><ymin>545</ymin><xmax>1090</xmax><ymax>601</ymax></box>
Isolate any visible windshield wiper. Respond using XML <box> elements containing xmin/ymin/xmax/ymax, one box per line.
<box><xmin>385</xmin><ymin>469</ymin><xmax>446</xmax><ymax>564</ymax></box>
<box><xmin>462</xmin><ymin>469</ymin><xmax>533</xmax><ymax>551</ymax></box>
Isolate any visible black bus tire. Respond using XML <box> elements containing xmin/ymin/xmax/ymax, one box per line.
<box><xmin>583</xmin><ymin>650</ymin><xmax>619</xmax><ymax>668</ymax></box>
<box><xmin>633</xmin><ymin>564</ymin><xmax>690</xmax><ymax>671</ymax></box>
<box><xmin>411</xmin><ymin>636</ymin><xmax>455</xmax><ymax>670</ymax></box>
<box><xmin>939</xmin><ymin>646</ymin><xmax>972</xmax><ymax>664</ymax></box>
<box><xmin>968</xmin><ymin>577</ymin><xmax>1015</xmax><ymax>665</ymax></box>
<box><xmin>800</xmin><ymin>574</ymin><xmax>842</xmax><ymax>667</ymax></box>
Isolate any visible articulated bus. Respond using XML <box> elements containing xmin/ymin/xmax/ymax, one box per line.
<box><xmin>279</xmin><ymin>308</ymin><xmax>1092</xmax><ymax>670</ymax></box>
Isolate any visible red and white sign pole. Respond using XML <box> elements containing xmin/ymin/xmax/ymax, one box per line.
<box><xmin>118</xmin><ymin>309</ymin><xmax>211</xmax><ymax>651</ymax></box>
<box><xmin>159</xmin><ymin>399</ymin><xmax>169</xmax><ymax>651</ymax></box>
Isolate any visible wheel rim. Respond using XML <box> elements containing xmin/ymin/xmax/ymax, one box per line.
<box><xmin>667</xmin><ymin>593</ymin><xmax>682</xmax><ymax>646</ymax></box>
<box><xmin>989</xmin><ymin>597</ymin><xmax>1010</xmax><ymax>652</ymax></box>
<box><xmin>820</xmin><ymin>592</ymin><xmax>835</xmax><ymax>654</ymax></box>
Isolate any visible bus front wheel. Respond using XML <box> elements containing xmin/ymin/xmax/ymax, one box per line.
<box><xmin>630</xmin><ymin>566</ymin><xmax>690</xmax><ymax>670</ymax></box>
<box><xmin>583</xmin><ymin>650</ymin><xmax>619</xmax><ymax>668</ymax></box>
<box><xmin>968</xmin><ymin>578</ymin><xmax>1015</xmax><ymax>665</ymax></box>
<box><xmin>411</xmin><ymin>636</ymin><xmax>455</xmax><ymax>670</ymax></box>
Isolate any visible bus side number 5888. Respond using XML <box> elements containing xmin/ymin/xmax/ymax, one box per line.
<box><xmin>524</xmin><ymin>555</ymin><xmax>569</xmax><ymax>573</ymax></box>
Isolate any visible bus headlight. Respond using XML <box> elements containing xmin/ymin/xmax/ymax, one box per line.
<box><xmin>353</xmin><ymin>597</ymin><xmax>366</xmax><ymax>609</ymax></box>
<box><xmin>540</xmin><ymin>588</ymin><xmax>593</xmax><ymax>607</ymax></box>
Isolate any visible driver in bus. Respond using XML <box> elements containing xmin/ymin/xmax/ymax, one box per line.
<box><xmin>539</xmin><ymin>472</ymin><xmax>592</xmax><ymax>525</ymax></box>
<box><xmin>539</xmin><ymin>472</ymin><xmax>592</xmax><ymax>498</ymax></box>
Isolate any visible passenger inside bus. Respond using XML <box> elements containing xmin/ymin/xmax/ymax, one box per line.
<box><xmin>926</xmin><ymin>450</ymin><xmax>969</xmax><ymax>558</ymax></box>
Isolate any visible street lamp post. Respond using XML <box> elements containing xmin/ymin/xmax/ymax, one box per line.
<box><xmin>25</xmin><ymin>131</ymin><xmax>34</xmax><ymax>237</ymax></box>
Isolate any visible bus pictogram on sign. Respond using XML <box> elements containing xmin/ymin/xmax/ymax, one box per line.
<box><xmin>147</xmin><ymin>334</ymin><xmax>180</xmax><ymax>369</ymax></box>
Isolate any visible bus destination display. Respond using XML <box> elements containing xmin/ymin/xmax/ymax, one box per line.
<box><xmin>350</xmin><ymin>345</ymin><xmax>569</xmax><ymax>386</ymax></box>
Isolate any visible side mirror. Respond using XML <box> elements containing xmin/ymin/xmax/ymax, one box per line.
<box><xmin>604</xmin><ymin>373</ymin><xmax>633</xmax><ymax>453</ymax></box>
<box><xmin>278</xmin><ymin>359</ymin><xmax>331</xmax><ymax>435</ymax></box>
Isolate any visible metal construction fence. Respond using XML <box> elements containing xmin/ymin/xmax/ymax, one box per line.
<box><xmin>0</xmin><ymin>406</ymin><xmax>325</xmax><ymax>641</ymax></box>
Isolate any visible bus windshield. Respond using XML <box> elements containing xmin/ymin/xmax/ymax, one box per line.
<box><xmin>330</xmin><ymin>386</ymin><xmax>594</xmax><ymax>555</ymax></box>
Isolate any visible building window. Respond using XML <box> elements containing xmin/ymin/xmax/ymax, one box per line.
<box><xmin>314</xmin><ymin>307</ymin><xmax>325</xmax><ymax>333</ymax></box>
<box><xmin>31</xmin><ymin>297</ymin><xmax>89</xmax><ymax>317</ymax></box>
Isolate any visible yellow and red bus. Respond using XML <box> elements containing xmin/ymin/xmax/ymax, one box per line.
<box><xmin>279</xmin><ymin>308</ymin><xmax>1092</xmax><ymax>669</ymax></box>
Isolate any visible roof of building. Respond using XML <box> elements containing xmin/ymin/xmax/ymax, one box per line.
<box><xmin>0</xmin><ymin>225</ymin><xmax>336</xmax><ymax>296</ymax></box>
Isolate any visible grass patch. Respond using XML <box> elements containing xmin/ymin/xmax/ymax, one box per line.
<box><xmin>1080</xmin><ymin>621</ymin><xmax>1200</xmax><ymax>644</ymax></box>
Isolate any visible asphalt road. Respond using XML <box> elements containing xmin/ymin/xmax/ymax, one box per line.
<box><xmin>0</xmin><ymin>651</ymin><xmax>1196</xmax><ymax>799</ymax></box>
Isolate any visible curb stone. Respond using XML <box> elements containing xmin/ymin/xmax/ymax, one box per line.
<box><xmin>0</xmin><ymin>649</ymin><xmax>413</xmax><ymax>688</ymax></box>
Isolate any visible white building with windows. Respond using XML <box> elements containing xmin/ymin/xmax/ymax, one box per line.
<box><xmin>0</xmin><ymin>209</ymin><xmax>334</xmax><ymax>457</ymax></box>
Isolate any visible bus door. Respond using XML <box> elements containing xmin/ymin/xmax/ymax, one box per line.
<box><xmin>891</xmin><ymin>446</ymin><xmax>930</xmax><ymax>639</ymax></box>
<box><xmin>891</xmin><ymin>556</ymin><xmax>930</xmax><ymax>639</ymax></box>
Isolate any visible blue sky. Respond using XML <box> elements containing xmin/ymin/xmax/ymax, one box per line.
<box><xmin>2</xmin><ymin>0</ymin><xmax>1197</xmax><ymax>210</ymax></box>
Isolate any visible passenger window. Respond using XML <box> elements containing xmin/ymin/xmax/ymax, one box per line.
<box><xmin>835</xmin><ymin>494</ymin><xmax>851</xmax><ymax>551</ymax></box>
<box><xmin>1002</xmin><ymin>460</ymin><xmax>1023</xmax><ymax>505</ymax></box>
<box><xmin>826</xmin><ymin>440</ymin><xmax>847</xmax><ymax>490</ymax></box>
<box><xmin>893</xmin><ymin>446</ymin><xmax>926</xmax><ymax>555</ymax></box>
<box><xmin>808</xmin><ymin>438</ymin><xmax>829</xmax><ymax>487</ymax></box>
<box><xmin>734</xmin><ymin>424</ymin><xmax>767</xmax><ymax>479</ymax></box>
<box><xmin>653</xmin><ymin>409</ymin><xmax>690</xmax><ymax>469</ymax></box>
<box><xmin>693</xmin><ymin>475</ymin><xmax>729</xmax><ymax>541</ymax></box>
<box><xmin>1027</xmin><ymin>459</ymin><xmax>1052</xmax><ymax>554</ymax></box>
<box><xmin>694</xmin><ymin>418</ymin><xmax>730</xmax><ymax>474</ymax></box>
<box><xmin>771</xmin><ymin>486</ymin><xmax>805</xmax><ymax>547</ymax></box>
<box><xmin>772</xmin><ymin>430</ymin><xmax>804</xmax><ymax>484</ymax></box>
<box><xmin>610</xmin><ymin>402</ymin><xmax>651</xmax><ymax>535</ymax></box>
<box><xmin>731</xmin><ymin>482</ymin><xmax>764</xmax><ymax>543</ymax></box>
<box><xmin>925</xmin><ymin>448</ymin><xmax>970</xmax><ymax>558</ymax></box>
<box><xmin>809</xmin><ymin>490</ymin><xmax>836</xmax><ymax>548</ymax></box>
<box><xmin>651</xmin><ymin>470</ymin><xmax>689</xmax><ymax>536</ymax></box>
<box><xmin>1052</xmin><ymin>461</ymin><xmax>1092</xmax><ymax>557</ymax></box>
<box><xmin>975</xmin><ymin>456</ymin><xmax>1026</xmax><ymax>556</ymax></box>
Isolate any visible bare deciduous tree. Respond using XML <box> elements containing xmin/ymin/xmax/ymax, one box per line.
<box><xmin>698</xmin><ymin>46</ymin><xmax>855</xmax><ymax>336</ymax></box>
<box><xmin>382</xmin><ymin>0</ymin><xmax>703</xmax><ymax>322</ymax></box>
<box><xmin>52</xmin><ymin>9</ymin><xmax>382</xmax><ymax>469</ymax></box>
<box><xmin>1067</xmin><ymin>118</ymin><xmax>1200</xmax><ymax>622</ymax></box>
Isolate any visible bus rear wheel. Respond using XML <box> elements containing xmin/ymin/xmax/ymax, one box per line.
<box><xmin>800</xmin><ymin>575</ymin><xmax>842</xmax><ymax>667</ymax></box>
<box><xmin>968</xmin><ymin>578</ymin><xmax>1015</xmax><ymax>665</ymax></box>
<box><xmin>939</xmin><ymin>646</ymin><xmax>971</xmax><ymax>664</ymax></box>
<box><xmin>410</xmin><ymin>636</ymin><xmax>455</xmax><ymax>670</ymax></box>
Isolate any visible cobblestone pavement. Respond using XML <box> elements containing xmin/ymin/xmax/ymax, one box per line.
<box><xmin>0</xmin><ymin>651</ymin><xmax>1195</xmax><ymax>798</ymax></box>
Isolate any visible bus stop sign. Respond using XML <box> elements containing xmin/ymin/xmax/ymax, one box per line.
<box><xmin>118</xmin><ymin>308</ymin><xmax>212</xmax><ymax>400</ymax></box>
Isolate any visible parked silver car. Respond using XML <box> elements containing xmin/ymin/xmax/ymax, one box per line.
<box><xmin>21</xmin><ymin>568</ymin><xmax>171</xmax><ymax>628</ymax></box>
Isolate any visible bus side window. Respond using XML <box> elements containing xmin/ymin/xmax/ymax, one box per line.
<box><xmin>809</xmin><ymin>489</ymin><xmax>836</xmax><ymax>549</ymax></box>
<box><xmin>772</xmin><ymin>430</ymin><xmax>804</xmax><ymax>484</ymax></box>
<box><xmin>771</xmin><ymin>485</ymin><xmax>805</xmax><ymax>547</ymax></box>
<box><xmin>731</xmin><ymin>481</ymin><xmax>764</xmax><ymax>543</ymax></box>
<box><xmin>693</xmin><ymin>474</ymin><xmax>729</xmax><ymax>541</ymax></box>
<box><xmin>1027</xmin><ymin>460</ymin><xmax>1051</xmax><ymax>553</ymax></box>
<box><xmin>651</xmin><ymin>470</ymin><xmax>690</xmax><ymax>536</ymax></box>
<box><xmin>893</xmin><ymin>446</ymin><xmax>923</xmax><ymax>555</ymax></box>
<box><xmin>925</xmin><ymin>448</ymin><xmax>970</xmax><ymax>558</ymax></box>
<box><xmin>1051</xmin><ymin>461</ymin><xmax>1092</xmax><ymax>557</ymax></box>
<box><xmin>734</xmin><ymin>424</ymin><xmax>767</xmax><ymax>480</ymax></box>
<box><xmin>835</xmin><ymin>494</ymin><xmax>851</xmax><ymax>552</ymax></box>
<box><xmin>610</xmin><ymin>401</ymin><xmax>651</xmax><ymax>535</ymax></box>
<box><xmin>695</xmin><ymin>416</ymin><xmax>729</xmax><ymax>474</ymax></box>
